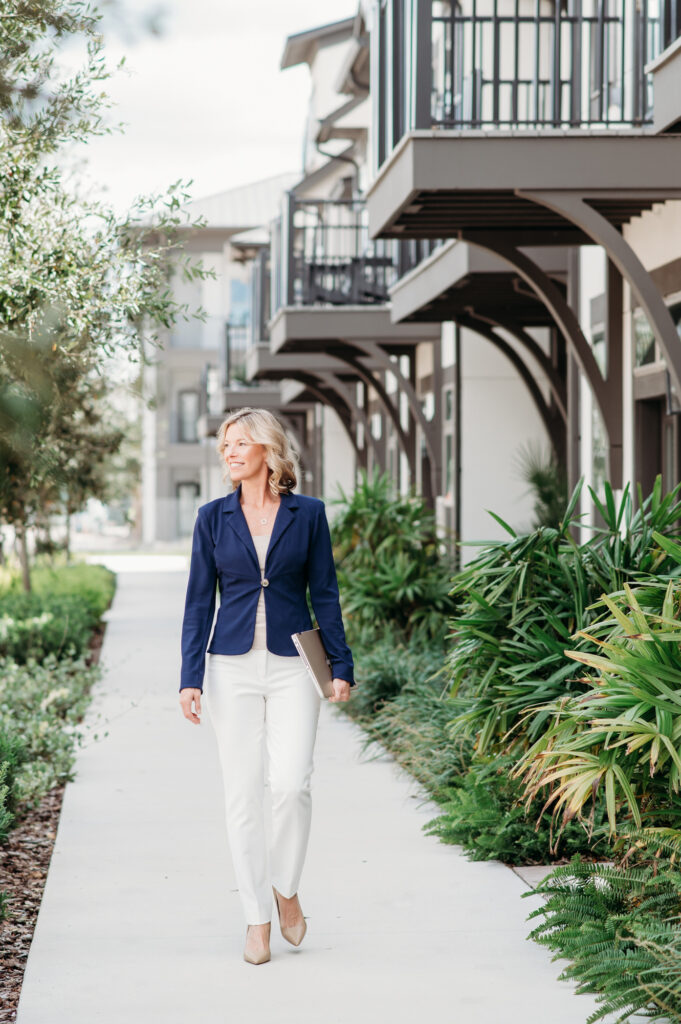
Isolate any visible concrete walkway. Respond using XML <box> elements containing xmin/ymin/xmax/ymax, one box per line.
<box><xmin>16</xmin><ymin>563</ymin><xmax>610</xmax><ymax>1024</ymax></box>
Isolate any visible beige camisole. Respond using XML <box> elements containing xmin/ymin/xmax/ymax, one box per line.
<box><xmin>251</xmin><ymin>533</ymin><xmax>271</xmax><ymax>650</ymax></box>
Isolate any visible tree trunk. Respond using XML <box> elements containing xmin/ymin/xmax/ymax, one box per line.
<box><xmin>15</xmin><ymin>522</ymin><xmax>31</xmax><ymax>592</ymax></box>
<box><xmin>65</xmin><ymin>508</ymin><xmax>71</xmax><ymax>563</ymax></box>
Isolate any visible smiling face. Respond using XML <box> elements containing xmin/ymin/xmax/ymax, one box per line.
<box><xmin>223</xmin><ymin>422</ymin><xmax>269</xmax><ymax>486</ymax></box>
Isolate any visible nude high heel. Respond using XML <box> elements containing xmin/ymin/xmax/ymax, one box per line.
<box><xmin>244</xmin><ymin>922</ymin><xmax>271</xmax><ymax>964</ymax></box>
<box><xmin>272</xmin><ymin>886</ymin><xmax>307</xmax><ymax>947</ymax></box>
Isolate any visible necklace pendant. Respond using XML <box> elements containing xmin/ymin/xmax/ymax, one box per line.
<box><xmin>260</xmin><ymin>517</ymin><xmax>268</xmax><ymax>525</ymax></box>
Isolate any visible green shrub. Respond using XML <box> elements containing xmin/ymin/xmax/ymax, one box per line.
<box><xmin>28</xmin><ymin>562</ymin><xmax>115</xmax><ymax>620</ymax></box>
<box><xmin>0</xmin><ymin>654</ymin><xmax>101</xmax><ymax>809</ymax></box>
<box><xmin>331</xmin><ymin>471</ymin><xmax>456</xmax><ymax>643</ymax></box>
<box><xmin>0</xmin><ymin>761</ymin><xmax>15</xmax><ymax>845</ymax></box>
<box><xmin>527</xmin><ymin>835</ymin><xmax>681</xmax><ymax>1023</ymax></box>
<box><xmin>348</xmin><ymin>632</ymin><xmax>447</xmax><ymax>720</ymax></box>
<box><xmin>358</xmin><ymin>677</ymin><xmax>473</xmax><ymax>798</ymax></box>
<box><xmin>425</xmin><ymin>755</ymin><xmax>609</xmax><ymax>864</ymax></box>
<box><xmin>516</xmin><ymin>579</ymin><xmax>681</xmax><ymax>835</ymax></box>
<box><xmin>446</xmin><ymin>477</ymin><xmax>681</xmax><ymax>756</ymax></box>
<box><xmin>0</xmin><ymin>562</ymin><xmax>115</xmax><ymax>662</ymax></box>
<box><xmin>0</xmin><ymin>728</ymin><xmax>28</xmax><ymax>820</ymax></box>
<box><xmin>0</xmin><ymin>593</ymin><xmax>94</xmax><ymax>661</ymax></box>
<box><xmin>516</xmin><ymin>443</ymin><xmax>568</xmax><ymax>529</ymax></box>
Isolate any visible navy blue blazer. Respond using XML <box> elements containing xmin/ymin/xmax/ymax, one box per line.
<box><xmin>180</xmin><ymin>485</ymin><xmax>355</xmax><ymax>691</ymax></box>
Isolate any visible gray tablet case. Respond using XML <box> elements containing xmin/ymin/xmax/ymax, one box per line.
<box><xmin>291</xmin><ymin>628</ymin><xmax>334</xmax><ymax>699</ymax></box>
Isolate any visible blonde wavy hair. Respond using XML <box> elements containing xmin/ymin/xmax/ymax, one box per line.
<box><xmin>216</xmin><ymin>407</ymin><xmax>298</xmax><ymax>497</ymax></box>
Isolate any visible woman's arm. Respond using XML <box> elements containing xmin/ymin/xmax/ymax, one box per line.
<box><xmin>307</xmin><ymin>502</ymin><xmax>355</xmax><ymax>687</ymax></box>
<box><xmin>180</xmin><ymin>508</ymin><xmax>218</xmax><ymax>693</ymax></box>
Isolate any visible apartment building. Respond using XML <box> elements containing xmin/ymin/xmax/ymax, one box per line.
<box><xmin>146</xmin><ymin>0</ymin><xmax>681</xmax><ymax>546</ymax></box>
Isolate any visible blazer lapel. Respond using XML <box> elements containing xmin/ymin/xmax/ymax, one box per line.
<box><xmin>266</xmin><ymin>491</ymin><xmax>298</xmax><ymax>562</ymax></box>
<box><xmin>222</xmin><ymin>485</ymin><xmax>259</xmax><ymax>569</ymax></box>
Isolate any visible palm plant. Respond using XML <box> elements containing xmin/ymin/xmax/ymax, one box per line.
<box><xmin>515</xmin><ymin>442</ymin><xmax>568</xmax><ymax>528</ymax></box>
<box><xmin>514</xmin><ymin>581</ymin><xmax>681</xmax><ymax>834</ymax></box>
<box><xmin>446</xmin><ymin>477</ymin><xmax>681</xmax><ymax>756</ymax></box>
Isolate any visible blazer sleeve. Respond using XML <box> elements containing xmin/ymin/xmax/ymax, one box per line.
<box><xmin>306</xmin><ymin>502</ymin><xmax>355</xmax><ymax>686</ymax></box>
<box><xmin>180</xmin><ymin>508</ymin><xmax>217</xmax><ymax>692</ymax></box>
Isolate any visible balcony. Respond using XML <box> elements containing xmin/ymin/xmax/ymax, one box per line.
<box><xmin>268</xmin><ymin>193</ymin><xmax>439</xmax><ymax>353</ymax></box>
<box><xmin>373</xmin><ymin>0</ymin><xmax>677</xmax><ymax>167</ymax></box>
<box><xmin>274</xmin><ymin>194</ymin><xmax>398</xmax><ymax>309</ymax></box>
<box><xmin>369</xmin><ymin>0</ymin><xmax>681</xmax><ymax>248</ymax></box>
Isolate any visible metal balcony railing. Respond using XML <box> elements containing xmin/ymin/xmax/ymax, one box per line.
<box><xmin>273</xmin><ymin>195</ymin><xmax>401</xmax><ymax>313</ymax></box>
<box><xmin>373</xmin><ymin>0</ymin><xmax>678</xmax><ymax>169</ymax></box>
<box><xmin>431</xmin><ymin>0</ymin><xmax>659</xmax><ymax>129</ymax></box>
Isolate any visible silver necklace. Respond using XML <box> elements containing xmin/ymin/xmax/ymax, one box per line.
<box><xmin>244</xmin><ymin>499</ymin><xmax>277</xmax><ymax>526</ymax></box>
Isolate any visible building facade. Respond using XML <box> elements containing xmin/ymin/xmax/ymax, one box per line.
<box><xmin>144</xmin><ymin>2</ymin><xmax>681</xmax><ymax>547</ymax></box>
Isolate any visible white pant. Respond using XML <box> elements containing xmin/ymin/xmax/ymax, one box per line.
<box><xmin>204</xmin><ymin>649</ymin><xmax>321</xmax><ymax>924</ymax></box>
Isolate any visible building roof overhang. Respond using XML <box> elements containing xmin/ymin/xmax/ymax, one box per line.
<box><xmin>367</xmin><ymin>132</ymin><xmax>681</xmax><ymax>244</ymax></box>
<box><xmin>281</xmin><ymin>17</ymin><xmax>355</xmax><ymax>69</ymax></box>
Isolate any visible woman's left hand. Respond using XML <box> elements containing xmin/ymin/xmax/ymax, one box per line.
<box><xmin>328</xmin><ymin>678</ymin><xmax>351</xmax><ymax>703</ymax></box>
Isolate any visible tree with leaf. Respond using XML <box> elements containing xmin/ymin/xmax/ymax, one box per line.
<box><xmin>0</xmin><ymin>0</ymin><xmax>213</xmax><ymax>587</ymax></box>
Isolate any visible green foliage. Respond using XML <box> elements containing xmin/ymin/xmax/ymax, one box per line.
<box><xmin>27</xmin><ymin>562</ymin><xmax>116</xmax><ymax>619</ymax></box>
<box><xmin>516</xmin><ymin>443</ymin><xmax>568</xmax><ymax>528</ymax></box>
<box><xmin>0</xmin><ymin>761</ymin><xmax>16</xmax><ymax>845</ymax></box>
<box><xmin>516</xmin><ymin>580</ymin><xmax>681</xmax><ymax>834</ymax></box>
<box><xmin>0</xmin><ymin>561</ymin><xmax>114</xmax><ymax>660</ymax></box>
<box><xmin>0</xmin><ymin>653</ymin><xmax>101</xmax><ymax>810</ymax></box>
<box><xmin>331</xmin><ymin>471</ymin><xmax>456</xmax><ymax>643</ymax></box>
<box><xmin>0</xmin><ymin>593</ymin><xmax>92</xmax><ymax>661</ymax></box>
<box><xmin>347</xmin><ymin>632</ymin><xmax>447</xmax><ymax>720</ymax></box>
<box><xmin>357</xmin><ymin>676</ymin><xmax>472</xmax><ymax>798</ymax></box>
<box><xmin>0</xmin><ymin>728</ymin><xmax>28</xmax><ymax>822</ymax></box>
<box><xmin>447</xmin><ymin>477</ymin><xmax>681</xmax><ymax>755</ymax></box>
<box><xmin>527</xmin><ymin>841</ymin><xmax>681</xmax><ymax>1023</ymax></box>
<box><xmin>425</xmin><ymin>755</ymin><xmax>610</xmax><ymax>864</ymax></box>
<box><xmin>0</xmin><ymin>562</ymin><xmax>111</xmax><ymax>834</ymax></box>
<box><xmin>0</xmin><ymin>1</ymin><xmax>214</xmax><ymax>588</ymax></box>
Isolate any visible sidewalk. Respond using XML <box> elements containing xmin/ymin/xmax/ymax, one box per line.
<box><xmin>16</xmin><ymin>563</ymin><xmax>609</xmax><ymax>1024</ymax></box>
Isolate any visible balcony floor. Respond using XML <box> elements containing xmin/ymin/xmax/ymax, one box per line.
<box><xmin>390</xmin><ymin>240</ymin><xmax>568</xmax><ymax>326</ymax></box>
<box><xmin>367</xmin><ymin>133</ymin><xmax>681</xmax><ymax>244</ymax></box>
<box><xmin>269</xmin><ymin>305</ymin><xmax>440</xmax><ymax>355</ymax></box>
<box><xmin>246</xmin><ymin>344</ymin><xmax>383</xmax><ymax>382</ymax></box>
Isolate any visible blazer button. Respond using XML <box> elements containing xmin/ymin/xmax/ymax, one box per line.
<box><xmin>262</xmin><ymin>578</ymin><xmax>269</xmax><ymax>587</ymax></box>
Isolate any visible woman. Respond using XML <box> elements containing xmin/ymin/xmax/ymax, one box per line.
<box><xmin>179</xmin><ymin>407</ymin><xmax>354</xmax><ymax>966</ymax></box>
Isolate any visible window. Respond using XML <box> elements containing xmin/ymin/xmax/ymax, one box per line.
<box><xmin>177</xmin><ymin>483</ymin><xmax>199</xmax><ymax>537</ymax></box>
<box><xmin>178</xmin><ymin>390</ymin><xmax>199</xmax><ymax>443</ymax></box>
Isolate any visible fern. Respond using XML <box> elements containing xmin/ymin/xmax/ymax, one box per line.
<box><xmin>526</xmin><ymin>852</ymin><xmax>681</xmax><ymax>1022</ymax></box>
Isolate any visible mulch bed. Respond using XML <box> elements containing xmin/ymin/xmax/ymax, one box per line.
<box><xmin>0</xmin><ymin>619</ymin><xmax>106</xmax><ymax>1023</ymax></box>
<box><xmin>0</xmin><ymin>785</ymin><xmax>66</xmax><ymax>1023</ymax></box>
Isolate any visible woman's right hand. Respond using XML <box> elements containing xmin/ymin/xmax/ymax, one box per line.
<box><xmin>180</xmin><ymin>687</ymin><xmax>202</xmax><ymax>725</ymax></box>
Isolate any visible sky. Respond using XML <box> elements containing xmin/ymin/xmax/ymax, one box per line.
<box><xmin>70</xmin><ymin>0</ymin><xmax>358</xmax><ymax>215</ymax></box>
